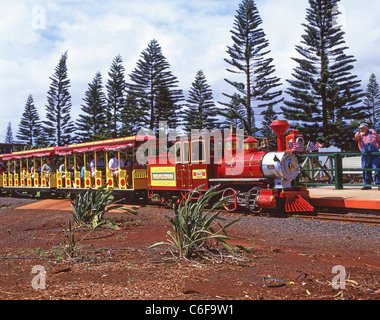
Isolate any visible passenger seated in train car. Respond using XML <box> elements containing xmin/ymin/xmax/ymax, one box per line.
<box><xmin>132</xmin><ymin>149</ymin><xmax>145</xmax><ymax>168</ymax></box>
<box><xmin>126</xmin><ymin>160</ymin><xmax>132</xmax><ymax>188</ymax></box>
<box><xmin>41</xmin><ymin>157</ymin><xmax>58</xmax><ymax>179</ymax></box>
<box><xmin>90</xmin><ymin>153</ymin><xmax>105</xmax><ymax>178</ymax></box>
<box><xmin>11</xmin><ymin>161</ymin><xmax>21</xmax><ymax>175</ymax></box>
<box><xmin>0</xmin><ymin>163</ymin><xmax>4</xmax><ymax>175</ymax></box>
<box><xmin>86</xmin><ymin>155</ymin><xmax>93</xmax><ymax>169</ymax></box>
<box><xmin>80</xmin><ymin>163</ymin><xmax>90</xmax><ymax>180</ymax></box>
<box><xmin>108</xmin><ymin>152</ymin><xmax>120</xmax><ymax>178</ymax></box>
<box><xmin>59</xmin><ymin>162</ymin><xmax>66</xmax><ymax>179</ymax></box>
<box><xmin>11</xmin><ymin>161</ymin><xmax>20</xmax><ymax>174</ymax></box>
<box><xmin>71</xmin><ymin>157</ymin><xmax>83</xmax><ymax>180</ymax></box>
<box><xmin>134</xmin><ymin>160</ymin><xmax>144</xmax><ymax>168</ymax></box>
<box><xmin>21</xmin><ymin>164</ymin><xmax>27</xmax><ymax>181</ymax></box>
<box><xmin>31</xmin><ymin>160</ymin><xmax>41</xmax><ymax>179</ymax></box>
<box><xmin>120</xmin><ymin>153</ymin><xmax>126</xmax><ymax>169</ymax></box>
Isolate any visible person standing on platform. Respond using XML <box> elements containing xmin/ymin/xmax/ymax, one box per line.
<box><xmin>354</xmin><ymin>123</ymin><xmax>380</xmax><ymax>190</ymax></box>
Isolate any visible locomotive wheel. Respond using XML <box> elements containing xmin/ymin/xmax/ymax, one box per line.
<box><xmin>222</xmin><ymin>188</ymin><xmax>237</xmax><ymax>212</ymax></box>
<box><xmin>160</xmin><ymin>193</ymin><xmax>179</xmax><ymax>209</ymax></box>
<box><xmin>163</xmin><ymin>197</ymin><xmax>176</xmax><ymax>209</ymax></box>
<box><xmin>247</xmin><ymin>187</ymin><xmax>261</xmax><ymax>213</ymax></box>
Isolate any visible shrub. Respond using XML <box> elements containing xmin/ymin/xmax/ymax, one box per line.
<box><xmin>70</xmin><ymin>185</ymin><xmax>137</xmax><ymax>229</ymax></box>
<box><xmin>151</xmin><ymin>185</ymin><xmax>240</xmax><ymax>259</ymax></box>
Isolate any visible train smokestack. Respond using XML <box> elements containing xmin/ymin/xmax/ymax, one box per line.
<box><xmin>269</xmin><ymin>120</ymin><xmax>290</xmax><ymax>152</ymax></box>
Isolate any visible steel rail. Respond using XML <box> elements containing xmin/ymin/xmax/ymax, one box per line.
<box><xmin>293</xmin><ymin>212</ymin><xmax>380</xmax><ymax>225</ymax></box>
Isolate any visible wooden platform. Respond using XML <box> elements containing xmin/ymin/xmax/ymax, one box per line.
<box><xmin>308</xmin><ymin>186</ymin><xmax>380</xmax><ymax>211</ymax></box>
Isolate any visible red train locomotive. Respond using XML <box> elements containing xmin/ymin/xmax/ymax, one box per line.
<box><xmin>147</xmin><ymin>120</ymin><xmax>314</xmax><ymax>213</ymax></box>
<box><xmin>0</xmin><ymin>120</ymin><xmax>314</xmax><ymax>214</ymax></box>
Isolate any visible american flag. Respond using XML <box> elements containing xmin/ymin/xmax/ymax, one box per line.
<box><xmin>306</xmin><ymin>141</ymin><xmax>323</xmax><ymax>152</ymax></box>
<box><xmin>288</xmin><ymin>141</ymin><xmax>304</xmax><ymax>152</ymax></box>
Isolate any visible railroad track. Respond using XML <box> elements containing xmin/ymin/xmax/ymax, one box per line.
<box><xmin>153</xmin><ymin>201</ymin><xmax>380</xmax><ymax>226</ymax></box>
<box><xmin>293</xmin><ymin>212</ymin><xmax>380</xmax><ymax>226</ymax></box>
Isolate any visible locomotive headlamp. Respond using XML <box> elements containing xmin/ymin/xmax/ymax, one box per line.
<box><xmin>288</xmin><ymin>161</ymin><xmax>297</xmax><ymax>171</ymax></box>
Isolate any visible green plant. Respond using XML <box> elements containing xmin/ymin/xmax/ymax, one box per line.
<box><xmin>63</xmin><ymin>219</ymin><xmax>96</xmax><ymax>261</ymax></box>
<box><xmin>64</xmin><ymin>219</ymin><xmax>76</xmax><ymax>259</ymax></box>
<box><xmin>70</xmin><ymin>185</ymin><xmax>137</xmax><ymax>229</ymax></box>
<box><xmin>151</xmin><ymin>185</ymin><xmax>240</xmax><ymax>259</ymax></box>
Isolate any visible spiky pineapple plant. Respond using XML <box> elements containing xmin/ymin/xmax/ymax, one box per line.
<box><xmin>70</xmin><ymin>185</ymin><xmax>137</xmax><ymax>229</ymax></box>
<box><xmin>151</xmin><ymin>185</ymin><xmax>240</xmax><ymax>259</ymax></box>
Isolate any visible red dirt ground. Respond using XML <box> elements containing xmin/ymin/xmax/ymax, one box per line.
<box><xmin>0</xmin><ymin>198</ymin><xmax>379</xmax><ymax>301</ymax></box>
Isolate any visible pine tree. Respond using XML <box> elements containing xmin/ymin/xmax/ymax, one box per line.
<box><xmin>119</xmin><ymin>91</ymin><xmax>143</xmax><ymax>137</ymax></box>
<box><xmin>260</xmin><ymin>105</ymin><xmax>278</xmax><ymax>149</ymax></box>
<box><xmin>363</xmin><ymin>73</ymin><xmax>380</xmax><ymax>131</ymax></box>
<box><xmin>76</xmin><ymin>72</ymin><xmax>107</xmax><ymax>142</ymax></box>
<box><xmin>281</xmin><ymin>0</ymin><xmax>364</xmax><ymax>150</ymax></box>
<box><xmin>16</xmin><ymin>94</ymin><xmax>42</xmax><ymax>145</ymax></box>
<box><xmin>220</xmin><ymin>93</ymin><xmax>247</xmax><ymax>130</ymax></box>
<box><xmin>221</xmin><ymin>0</ymin><xmax>282</xmax><ymax>135</ymax></box>
<box><xmin>5</xmin><ymin>122</ymin><xmax>13</xmax><ymax>144</ymax></box>
<box><xmin>129</xmin><ymin>39</ymin><xmax>184</xmax><ymax>132</ymax></box>
<box><xmin>105</xmin><ymin>55</ymin><xmax>126</xmax><ymax>138</ymax></box>
<box><xmin>43</xmin><ymin>51</ymin><xmax>75</xmax><ymax>146</ymax></box>
<box><xmin>183</xmin><ymin>70</ymin><xmax>218</xmax><ymax>134</ymax></box>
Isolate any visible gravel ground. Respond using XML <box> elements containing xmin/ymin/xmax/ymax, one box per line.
<box><xmin>227</xmin><ymin>214</ymin><xmax>380</xmax><ymax>254</ymax></box>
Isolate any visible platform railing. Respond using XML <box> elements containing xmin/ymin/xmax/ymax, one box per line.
<box><xmin>297</xmin><ymin>152</ymin><xmax>380</xmax><ymax>190</ymax></box>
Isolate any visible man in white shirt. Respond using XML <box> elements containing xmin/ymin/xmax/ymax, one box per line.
<box><xmin>108</xmin><ymin>152</ymin><xmax>119</xmax><ymax>177</ymax></box>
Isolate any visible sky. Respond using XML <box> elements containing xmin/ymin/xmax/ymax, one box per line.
<box><xmin>1</xmin><ymin>0</ymin><xmax>380</xmax><ymax>142</ymax></box>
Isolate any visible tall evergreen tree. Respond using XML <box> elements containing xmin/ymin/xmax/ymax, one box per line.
<box><xmin>221</xmin><ymin>93</ymin><xmax>247</xmax><ymax>130</ymax></box>
<box><xmin>16</xmin><ymin>94</ymin><xmax>42</xmax><ymax>145</ymax></box>
<box><xmin>260</xmin><ymin>105</ymin><xmax>278</xmax><ymax>149</ymax></box>
<box><xmin>5</xmin><ymin>122</ymin><xmax>13</xmax><ymax>144</ymax></box>
<box><xmin>183</xmin><ymin>70</ymin><xmax>218</xmax><ymax>134</ymax></box>
<box><xmin>76</xmin><ymin>72</ymin><xmax>107</xmax><ymax>142</ymax></box>
<box><xmin>363</xmin><ymin>73</ymin><xmax>380</xmax><ymax>131</ymax></box>
<box><xmin>221</xmin><ymin>0</ymin><xmax>282</xmax><ymax>135</ymax></box>
<box><xmin>281</xmin><ymin>0</ymin><xmax>364</xmax><ymax>150</ymax></box>
<box><xmin>129</xmin><ymin>39</ymin><xmax>184</xmax><ymax>132</ymax></box>
<box><xmin>43</xmin><ymin>51</ymin><xmax>74</xmax><ymax>146</ymax></box>
<box><xmin>105</xmin><ymin>55</ymin><xmax>126</xmax><ymax>138</ymax></box>
<box><xmin>119</xmin><ymin>91</ymin><xmax>143</xmax><ymax>136</ymax></box>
